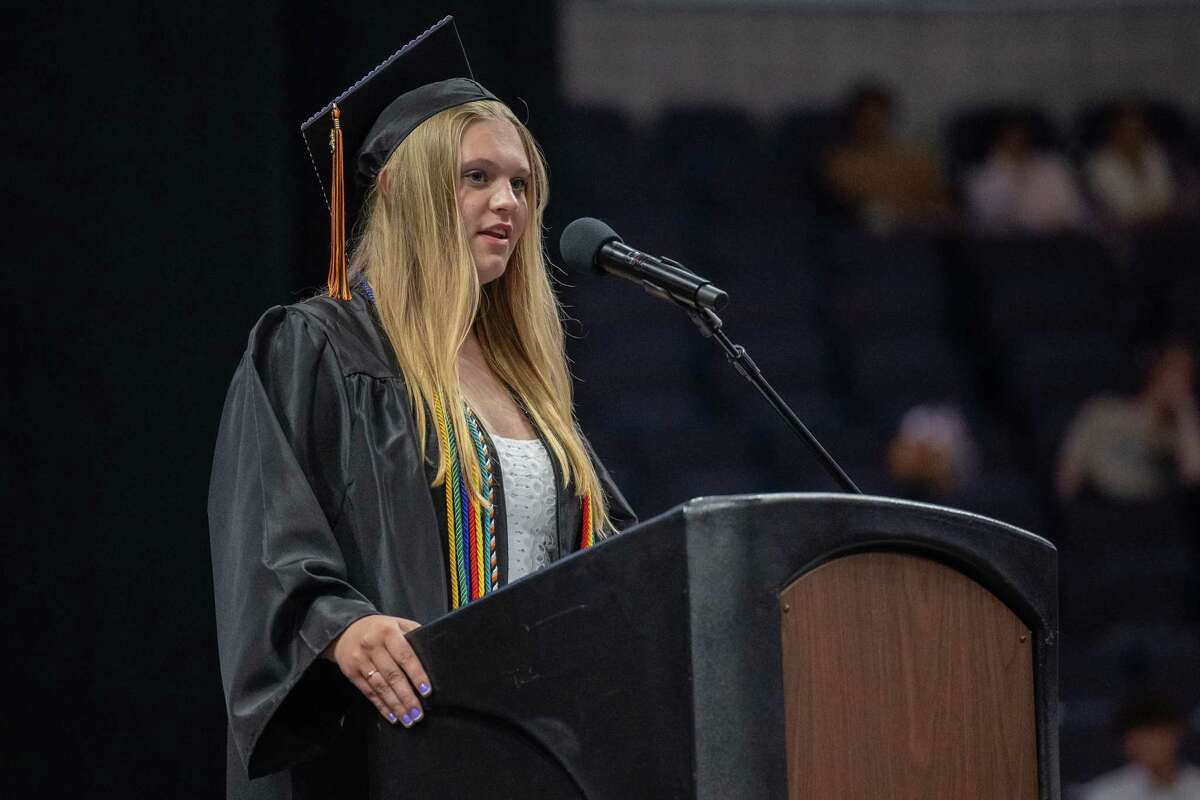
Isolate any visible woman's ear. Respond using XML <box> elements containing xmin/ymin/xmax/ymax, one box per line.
<box><xmin>377</xmin><ymin>168</ymin><xmax>389</xmax><ymax>194</ymax></box>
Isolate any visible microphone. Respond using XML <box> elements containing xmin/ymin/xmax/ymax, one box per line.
<box><xmin>560</xmin><ymin>217</ymin><xmax>728</xmax><ymax>311</ymax></box>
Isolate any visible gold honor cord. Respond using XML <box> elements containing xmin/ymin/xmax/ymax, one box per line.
<box><xmin>327</xmin><ymin>105</ymin><xmax>350</xmax><ymax>301</ymax></box>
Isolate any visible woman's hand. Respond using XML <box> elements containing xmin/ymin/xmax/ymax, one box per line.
<box><xmin>323</xmin><ymin>614</ymin><xmax>432</xmax><ymax>728</ymax></box>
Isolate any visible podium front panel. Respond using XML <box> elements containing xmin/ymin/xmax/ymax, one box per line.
<box><xmin>781</xmin><ymin>551</ymin><xmax>1038</xmax><ymax>799</ymax></box>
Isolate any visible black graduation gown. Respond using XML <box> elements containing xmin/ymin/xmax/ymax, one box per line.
<box><xmin>207</xmin><ymin>289</ymin><xmax>637</xmax><ymax>799</ymax></box>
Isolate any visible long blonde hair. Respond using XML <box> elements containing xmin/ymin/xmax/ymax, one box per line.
<box><xmin>347</xmin><ymin>99</ymin><xmax>610</xmax><ymax>532</ymax></box>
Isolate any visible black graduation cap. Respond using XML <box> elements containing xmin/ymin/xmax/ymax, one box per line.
<box><xmin>300</xmin><ymin>16</ymin><xmax>497</xmax><ymax>299</ymax></box>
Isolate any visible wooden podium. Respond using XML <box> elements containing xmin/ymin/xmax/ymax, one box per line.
<box><xmin>385</xmin><ymin>494</ymin><xmax>1059</xmax><ymax>799</ymax></box>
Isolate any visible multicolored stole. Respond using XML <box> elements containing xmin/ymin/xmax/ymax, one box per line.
<box><xmin>433</xmin><ymin>392</ymin><xmax>597</xmax><ymax>610</ymax></box>
<box><xmin>355</xmin><ymin>281</ymin><xmax>593</xmax><ymax>605</ymax></box>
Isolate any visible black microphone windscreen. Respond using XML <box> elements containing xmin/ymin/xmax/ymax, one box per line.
<box><xmin>559</xmin><ymin>217</ymin><xmax>621</xmax><ymax>274</ymax></box>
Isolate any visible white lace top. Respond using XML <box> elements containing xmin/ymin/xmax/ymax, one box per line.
<box><xmin>491</xmin><ymin>434</ymin><xmax>557</xmax><ymax>582</ymax></box>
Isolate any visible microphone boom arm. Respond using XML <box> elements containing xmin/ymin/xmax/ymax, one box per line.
<box><xmin>653</xmin><ymin>259</ymin><xmax>862</xmax><ymax>494</ymax></box>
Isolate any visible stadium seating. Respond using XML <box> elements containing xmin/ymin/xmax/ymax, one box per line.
<box><xmin>552</xmin><ymin>102</ymin><xmax>1199</xmax><ymax>784</ymax></box>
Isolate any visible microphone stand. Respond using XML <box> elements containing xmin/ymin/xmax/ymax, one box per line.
<box><xmin>650</xmin><ymin>259</ymin><xmax>862</xmax><ymax>495</ymax></box>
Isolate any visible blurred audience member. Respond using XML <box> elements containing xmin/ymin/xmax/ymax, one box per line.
<box><xmin>1081</xmin><ymin>697</ymin><xmax>1200</xmax><ymax>800</ymax></box>
<box><xmin>1086</xmin><ymin>104</ymin><xmax>1176</xmax><ymax>227</ymax></box>
<box><xmin>887</xmin><ymin>404</ymin><xmax>978</xmax><ymax>501</ymax></box>
<box><xmin>824</xmin><ymin>81</ymin><xmax>950</xmax><ymax>235</ymax></box>
<box><xmin>1057</xmin><ymin>341</ymin><xmax>1200</xmax><ymax>502</ymax></box>
<box><xmin>966</xmin><ymin>113</ymin><xmax>1087</xmax><ymax>233</ymax></box>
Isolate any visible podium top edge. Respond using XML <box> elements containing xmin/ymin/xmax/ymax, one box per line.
<box><xmin>674</xmin><ymin>492</ymin><xmax>1055</xmax><ymax>550</ymax></box>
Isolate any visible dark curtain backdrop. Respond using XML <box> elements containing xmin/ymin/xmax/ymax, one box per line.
<box><xmin>7</xmin><ymin>3</ymin><xmax>560</xmax><ymax>794</ymax></box>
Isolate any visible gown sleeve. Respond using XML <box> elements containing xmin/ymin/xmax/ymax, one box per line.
<box><xmin>584</xmin><ymin>435</ymin><xmax>639</xmax><ymax>534</ymax></box>
<box><xmin>208</xmin><ymin>305</ymin><xmax>379</xmax><ymax>778</ymax></box>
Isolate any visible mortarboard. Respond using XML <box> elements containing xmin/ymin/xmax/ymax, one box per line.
<box><xmin>301</xmin><ymin>16</ymin><xmax>498</xmax><ymax>300</ymax></box>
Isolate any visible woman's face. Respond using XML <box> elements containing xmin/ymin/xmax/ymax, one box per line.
<box><xmin>457</xmin><ymin>118</ymin><xmax>530</xmax><ymax>285</ymax></box>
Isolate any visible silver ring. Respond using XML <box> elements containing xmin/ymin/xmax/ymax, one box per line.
<box><xmin>365</xmin><ymin>669</ymin><xmax>378</xmax><ymax>680</ymax></box>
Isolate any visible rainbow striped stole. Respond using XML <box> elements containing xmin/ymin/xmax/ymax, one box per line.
<box><xmin>580</xmin><ymin>494</ymin><xmax>596</xmax><ymax>549</ymax></box>
<box><xmin>433</xmin><ymin>393</ymin><xmax>597</xmax><ymax>609</ymax></box>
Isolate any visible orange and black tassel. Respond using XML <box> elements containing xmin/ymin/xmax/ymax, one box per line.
<box><xmin>327</xmin><ymin>104</ymin><xmax>350</xmax><ymax>300</ymax></box>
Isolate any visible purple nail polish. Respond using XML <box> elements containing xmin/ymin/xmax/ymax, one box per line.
<box><xmin>387</xmin><ymin>712</ymin><xmax>397</xmax><ymax>724</ymax></box>
<box><xmin>410</xmin><ymin>707</ymin><xmax>422</xmax><ymax>721</ymax></box>
<box><xmin>418</xmin><ymin>682</ymin><xmax>431</xmax><ymax>696</ymax></box>
<box><xmin>401</xmin><ymin>713</ymin><xmax>412</xmax><ymax>727</ymax></box>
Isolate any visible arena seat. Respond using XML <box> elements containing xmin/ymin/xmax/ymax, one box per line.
<box><xmin>1005</xmin><ymin>331</ymin><xmax>1137</xmax><ymax>465</ymax></box>
<box><xmin>823</xmin><ymin>231</ymin><xmax>948</xmax><ymax>337</ymax></box>
<box><xmin>1059</xmin><ymin>495</ymin><xmax>1197</xmax><ymax>636</ymax></box>
<box><xmin>654</xmin><ymin>106</ymin><xmax>767</xmax><ymax>220</ymax></box>
<box><xmin>844</xmin><ymin>333</ymin><xmax>975</xmax><ymax>428</ymax></box>
<box><xmin>967</xmin><ymin>234</ymin><xmax>1116</xmax><ymax>340</ymax></box>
